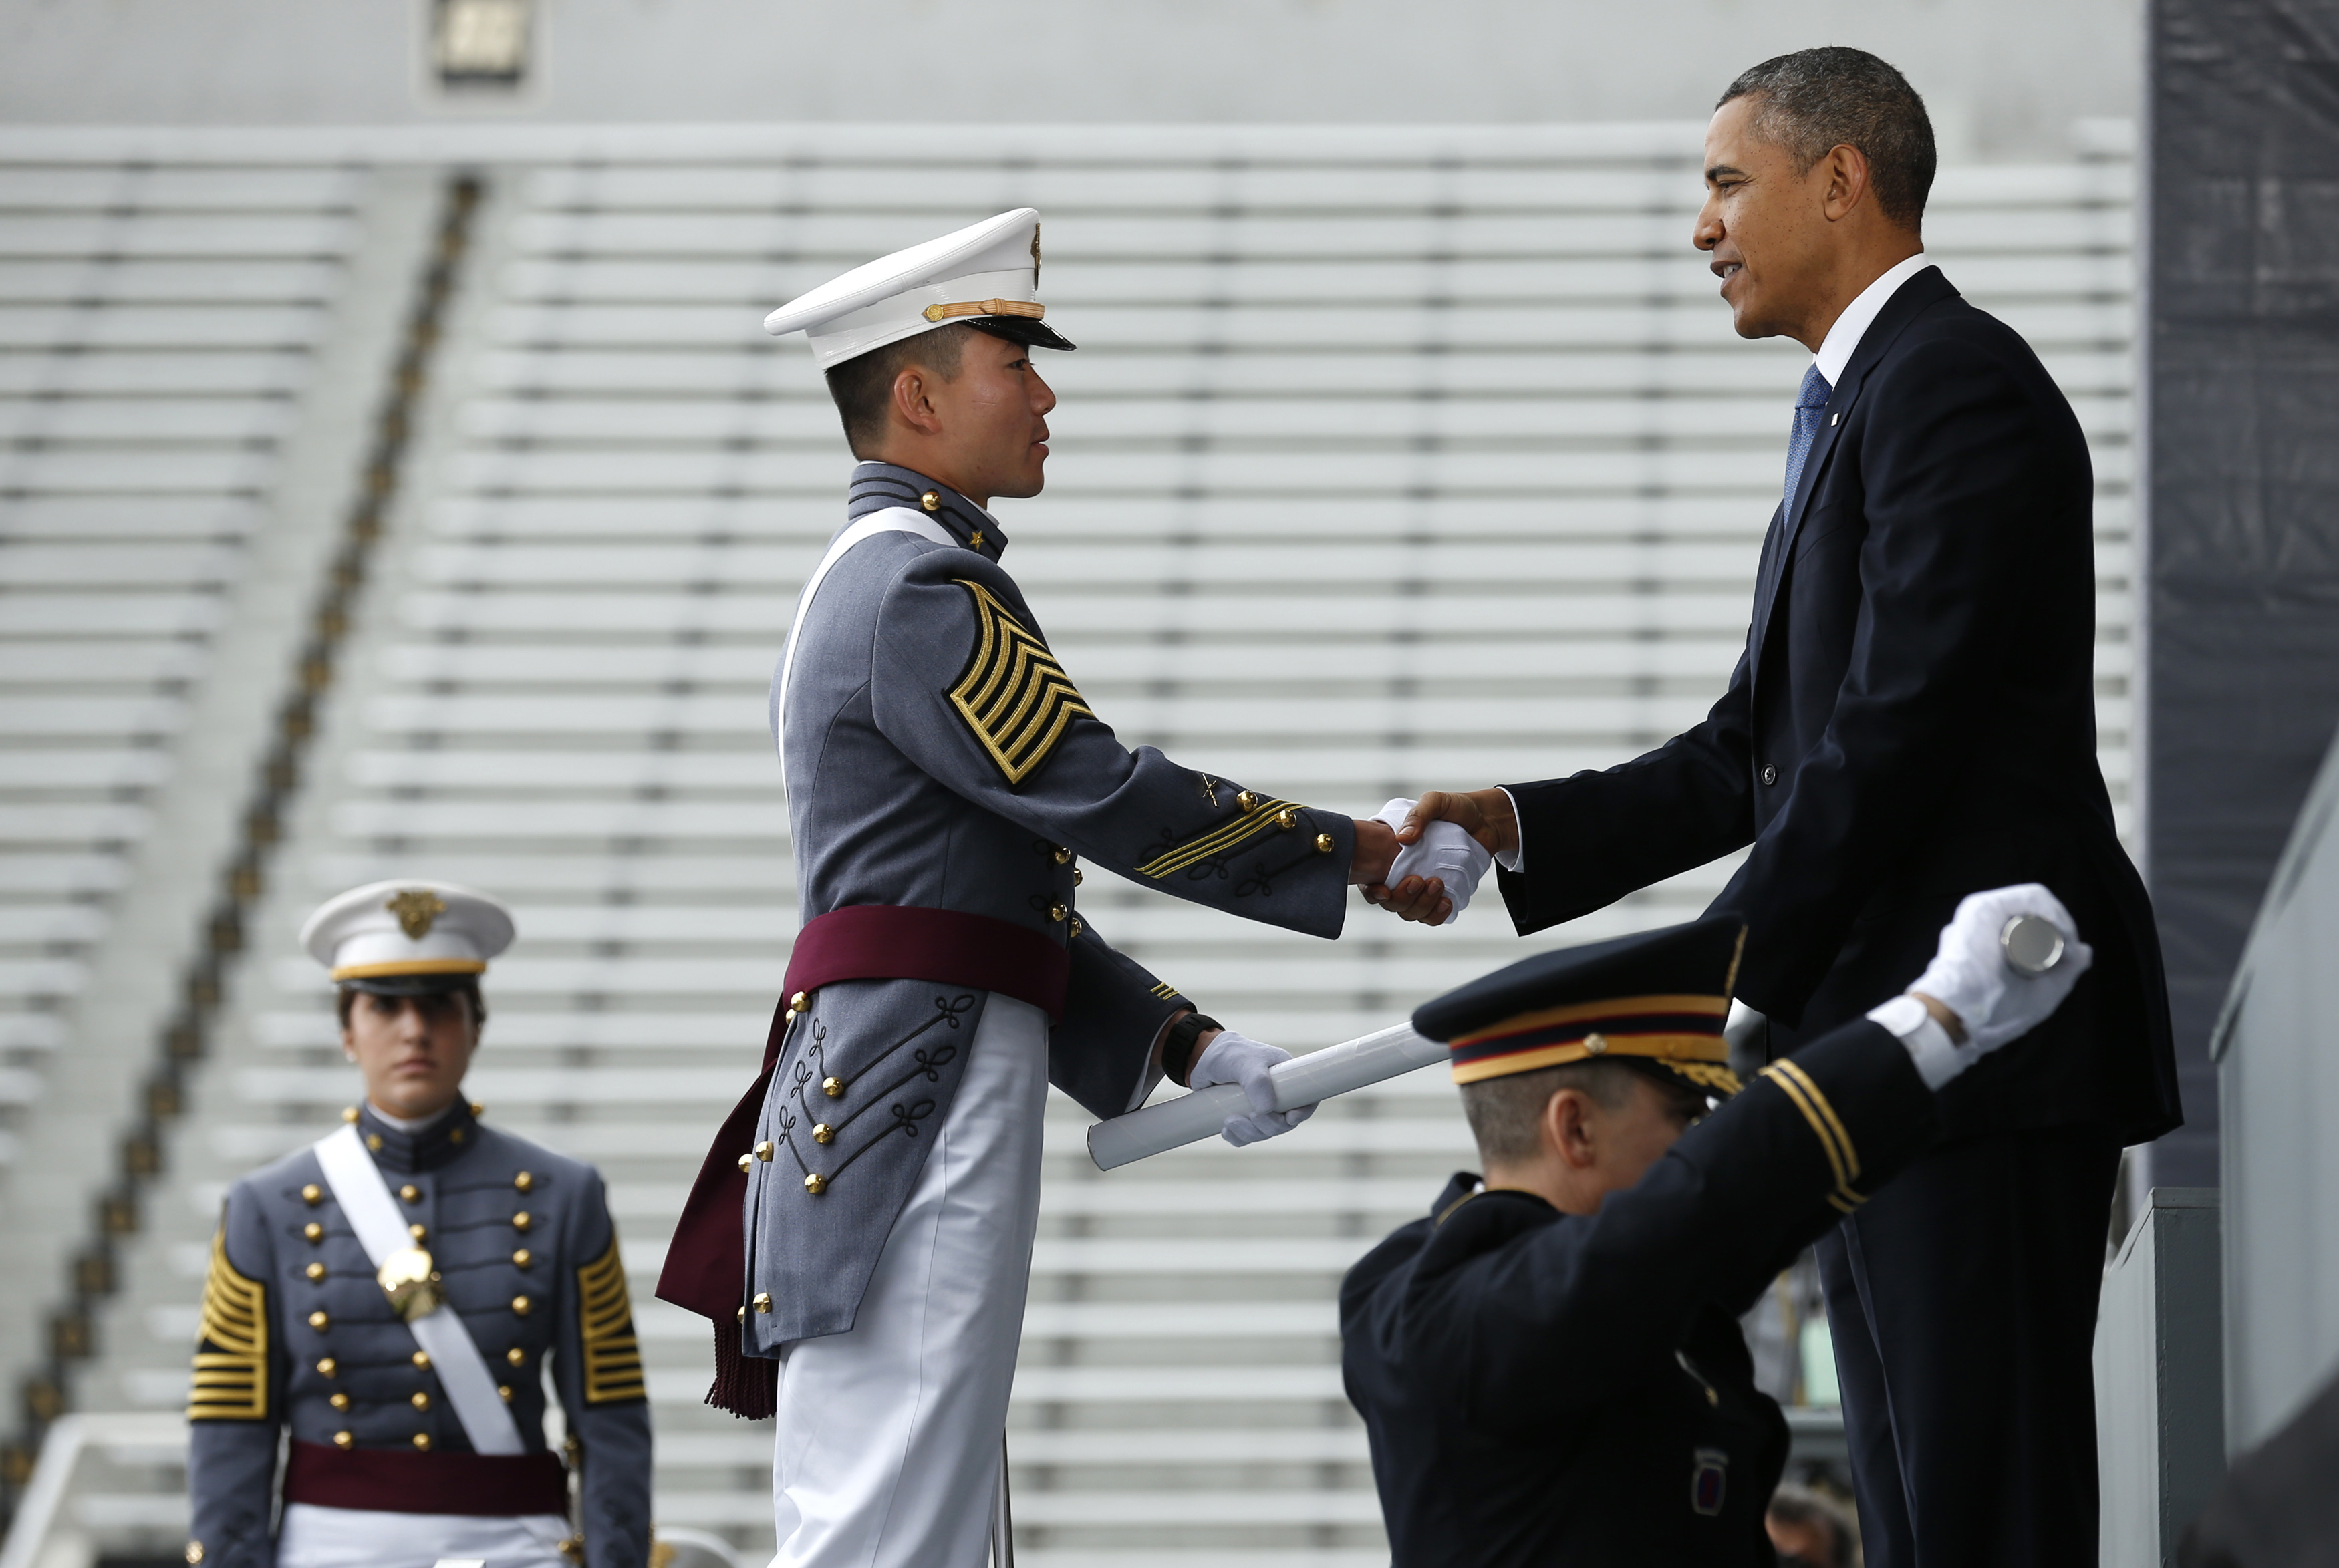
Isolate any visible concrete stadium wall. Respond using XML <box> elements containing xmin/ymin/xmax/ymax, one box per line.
<box><xmin>1</xmin><ymin>0</ymin><xmax>2139</xmax><ymax>161</ymax></box>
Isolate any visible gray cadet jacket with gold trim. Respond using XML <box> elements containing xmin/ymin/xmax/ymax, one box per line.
<box><xmin>184</xmin><ymin>1102</ymin><xmax>652</xmax><ymax>1567</ymax></box>
<box><xmin>747</xmin><ymin>462</ymin><xmax>1355</xmax><ymax>1349</ymax></box>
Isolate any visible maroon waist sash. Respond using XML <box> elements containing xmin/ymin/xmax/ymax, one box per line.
<box><xmin>654</xmin><ymin>905</ymin><xmax>1069</xmax><ymax>1327</ymax></box>
<box><xmin>281</xmin><ymin>1440</ymin><xmax>568</xmax><ymax>1517</ymax></box>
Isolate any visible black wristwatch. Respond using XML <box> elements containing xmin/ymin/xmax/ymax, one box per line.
<box><xmin>1162</xmin><ymin>1011</ymin><xmax>1223</xmax><ymax>1088</ymax></box>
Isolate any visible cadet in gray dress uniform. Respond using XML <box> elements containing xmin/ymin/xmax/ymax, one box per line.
<box><xmin>657</xmin><ymin>208</ymin><xmax>1403</xmax><ymax>1567</ymax></box>
<box><xmin>186</xmin><ymin>882</ymin><xmax>652</xmax><ymax>1568</ymax></box>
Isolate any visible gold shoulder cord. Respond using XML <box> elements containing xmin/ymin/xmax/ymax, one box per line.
<box><xmin>947</xmin><ymin>579</ymin><xmax>1095</xmax><ymax>786</ymax></box>
<box><xmin>188</xmin><ymin>1228</ymin><xmax>268</xmax><ymax>1420</ymax></box>
<box><xmin>576</xmin><ymin>1238</ymin><xmax>646</xmax><ymax>1404</ymax></box>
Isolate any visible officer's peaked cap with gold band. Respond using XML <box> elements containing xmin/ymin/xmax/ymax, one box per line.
<box><xmin>1413</xmin><ymin>917</ymin><xmax>1748</xmax><ymax>1100</ymax></box>
<box><xmin>300</xmin><ymin>879</ymin><xmax>515</xmax><ymax>995</ymax></box>
<box><xmin>762</xmin><ymin>207</ymin><xmax>1075</xmax><ymax>371</ymax></box>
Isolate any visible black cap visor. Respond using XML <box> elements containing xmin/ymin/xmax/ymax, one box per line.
<box><xmin>966</xmin><ymin>317</ymin><xmax>1077</xmax><ymax>353</ymax></box>
<box><xmin>339</xmin><ymin>971</ymin><xmax>479</xmax><ymax>998</ymax></box>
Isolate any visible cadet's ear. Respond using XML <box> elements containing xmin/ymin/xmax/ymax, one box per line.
<box><xmin>889</xmin><ymin>365</ymin><xmax>945</xmax><ymax>438</ymax></box>
<box><xmin>1542</xmin><ymin>1088</ymin><xmax>1601</xmax><ymax>1171</ymax></box>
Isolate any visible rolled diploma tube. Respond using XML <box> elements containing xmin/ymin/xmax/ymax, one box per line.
<box><xmin>1087</xmin><ymin>1022</ymin><xmax>1448</xmax><ymax>1170</ymax></box>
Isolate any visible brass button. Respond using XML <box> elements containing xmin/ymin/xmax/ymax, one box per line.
<box><xmin>408</xmin><ymin>1224</ymin><xmax>427</xmax><ymax>1242</ymax></box>
<box><xmin>470</xmin><ymin>1102</ymin><xmax>485</xmax><ymax>1118</ymax></box>
<box><xmin>813</xmin><ymin>1123</ymin><xmax>834</xmax><ymax>1144</ymax></box>
<box><xmin>752</xmin><ymin>1292</ymin><xmax>773</xmax><ymax>1313</ymax></box>
<box><xmin>736</xmin><ymin>1305</ymin><xmax>746</xmax><ymax>1325</ymax></box>
<box><xmin>512</xmin><ymin>1295</ymin><xmax>532</xmax><ymax>1316</ymax></box>
<box><xmin>399</xmin><ymin>1185</ymin><xmax>420</xmax><ymax>1204</ymax></box>
<box><xmin>412</xmin><ymin>1433</ymin><xmax>431</xmax><ymax>1452</ymax></box>
<box><xmin>449</xmin><ymin>1128</ymin><xmax>464</xmax><ymax>1144</ymax></box>
<box><xmin>366</xmin><ymin>1135</ymin><xmax>383</xmax><ymax>1152</ymax></box>
<box><xmin>412</xmin><ymin>1351</ymin><xmax>430</xmax><ymax>1370</ymax></box>
<box><xmin>499</xmin><ymin>1384</ymin><xmax>514</xmax><ymax>1402</ymax></box>
<box><xmin>513</xmin><ymin>1248</ymin><xmax>532</xmax><ymax>1268</ymax></box>
<box><xmin>301</xmin><ymin>1185</ymin><xmax>323</xmax><ymax>1207</ymax></box>
<box><xmin>920</xmin><ymin>490</ymin><xmax>942</xmax><ymax>512</ymax></box>
<box><xmin>328</xmin><ymin>1392</ymin><xmax>350</xmax><ymax>1412</ymax></box>
<box><xmin>754</xmin><ymin>1140</ymin><xmax>775</xmax><ymax>1162</ymax></box>
<box><xmin>340</xmin><ymin>1107</ymin><xmax>359</xmax><ymax>1124</ymax></box>
<box><xmin>1072</xmin><ymin>867</ymin><xmax>1083</xmax><ymax>885</ymax></box>
<box><xmin>1236</xmin><ymin>790</ymin><xmax>1259</xmax><ymax>812</ymax></box>
<box><xmin>789</xmin><ymin>991</ymin><xmax>810</xmax><ymax>1013</ymax></box>
<box><xmin>333</xmin><ymin>1430</ymin><xmax>353</xmax><ymax>1450</ymax></box>
<box><xmin>316</xmin><ymin>1358</ymin><xmax>337</xmax><ymax>1378</ymax></box>
<box><xmin>1274</xmin><ymin>808</ymin><xmax>1298</xmax><ymax>830</ymax></box>
<box><xmin>186</xmin><ymin>1545</ymin><xmax>204</xmax><ymax>1565</ymax></box>
<box><xmin>1583</xmin><ymin>1032</ymin><xmax>1608</xmax><ymax>1056</ymax></box>
<box><xmin>512</xmin><ymin>1211</ymin><xmax>531</xmax><ymax>1231</ymax></box>
<box><xmin>411</xmin><ymin>1391</ymin><xmax>431</xmax><ymax>1411</ymax></box>
<box><xmin>1053</xmin><ymin>846</ymin><xmax>1072</xmax><ymax>864</ymax></box>
<box><xmin>506</xmin><ymin>1346</ymin><xmax>525</xmax><ymax>1368</ymax></box>
<box><xmin>305</xmin><ymin>1263</ymin><xmax>326</xmax><ymax>1283</ymax></box>
<box><xmin>513</xmin><ymin>1172</ymin><xmax>533</xmax><ymax>1193</ymax></box>
<box><xmin>303</xmin><ymin>1222</ymin><xmax>323</xmax><ymax>1243</ymax></box>
<box><xmin>1315</xmin><ymin>833</ymin><xmax>1335</xmax><ymax>854</ymax></box>
<box><xmin>308</xmin><ymin>1311</ymin><xmax>330</xmax><ymax>1332</ymax></box>
<box><xmin>1069</xmin><ymin>917</ymin><xmax>1083</xmax><ymax>937</ymax></box>
<box><xmin>1759</xmin><ymin>764</ymin><xmax>1778</xmax><ymax>786</ymax></box>
<box><xmin>822</xmin><ymin>1076</ymin><xmax>845</xmax><ymax>1099</ymax></box>
<box><xmin>804</xmin><ymin>1173</ymin><xmax>827</xmax><ymax>1195</ymax></box>
<box><xmin>1048</xmin><ymin>903</ymin><xmax>1068</xmax><ymax>923</ymax></box>
<box><xmin>736</xmin><ymin>1153</ymin><xmax>753</xmax><ymax>1174</ymax></box>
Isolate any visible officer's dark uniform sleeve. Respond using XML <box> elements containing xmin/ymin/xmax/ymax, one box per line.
<box><xmin>1050</xmin><ymin>918</ymin><xmax>1194</xmax><ymax>1118</ymax></box>
<box><xmin>551</xmin><ymin>1171</ymin><xmax>653</xmax><ymax>1568</ymax></box>
<box><xmin>1433</xmin><ymin>1021</ymin><xmax>1939</xmax><ymax>1434</ymax></box>
<box><xmin>186</xmin><ymin>1183</ymin><xmax>286</xmax><ymax>1568</ymax></box>
<box><xmin>869</xmin><ymin>551</ymin><xmax>1354</xmax><ymax>939</ymax></box>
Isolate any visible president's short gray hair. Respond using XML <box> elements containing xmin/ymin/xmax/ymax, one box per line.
<box><xmin>1459</xmin><ymin>1060</ymin><xmax>1636</xmax><ymax>1166</ymax></box>
<box><xmin>1718</xmin><ymin>47</ymin><xmax>1937</xmax><ymax>232</ymax></box>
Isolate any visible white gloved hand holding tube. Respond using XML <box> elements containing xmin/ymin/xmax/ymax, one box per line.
<box><xmin>1876</xmin><ymin>883</ymin><xmax>2094</xmax><ymax>1088</ymax></box>
<box><xmin>1373</xmin><ymin>798</ymin><xmax>1492</xmax><ymax>926</ymax></box>
<box><xmin>1188</xmin><ymin>1030</ymin><xmax>1319</xmax><ymax>1147</ymax></box>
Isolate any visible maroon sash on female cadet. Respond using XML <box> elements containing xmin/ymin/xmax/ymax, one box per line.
<box><xmin>653</xmin><ymin>905</ymin><xmax>1070</xmax><ymax>1416</ymax></box>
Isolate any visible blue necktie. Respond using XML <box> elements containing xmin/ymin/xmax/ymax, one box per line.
<box><xmin>1782</xmin><ymin>365</ymin><xmax>1832</xmax><ymax>510</ymax></box>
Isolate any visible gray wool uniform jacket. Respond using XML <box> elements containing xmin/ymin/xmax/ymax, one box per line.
<box><xmin>184</xmin><ymin>1102</ymin><xmax>652</xmax><ymax>1567</ymax></box>
<box><xmin>744</xmin><ymin>462</ymin><xmax>1355</xmax><ymax>1350</ymax></box>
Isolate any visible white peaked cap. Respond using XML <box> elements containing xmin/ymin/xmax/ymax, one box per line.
<box><xmin>301</xmin><ymin>879</ymin><xmax>515</xmax><ymax>987</ymax></box>
<box><xmin>762</xmin><ymin>207</ymin><xmax>1075</xmax><ymax>371</ymax></box>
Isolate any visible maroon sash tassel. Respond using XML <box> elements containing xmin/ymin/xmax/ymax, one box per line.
<box><xmin>706</xmin><ymin>1311</ymin><xmax>779</xmax><ymax>1420</ymax></box>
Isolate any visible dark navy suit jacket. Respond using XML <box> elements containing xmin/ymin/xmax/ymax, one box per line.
<box><xmin>1497</xmin><ymin>267</ymin><xmax>2178</xmax><ymax>1144</ymax></box>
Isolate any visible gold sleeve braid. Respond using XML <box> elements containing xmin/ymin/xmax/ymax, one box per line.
<box><xmin>576</xmin><ymin>1237</ymin><xmax>646</xmax><ymax>1404</ymax></box>
<box><xmin>947</xmin><ymin>579</ymin><xmax>1096</xmax><ymax>786</ymax></box>
<box><xmin>187</xmin><ymin>1227</ymin><xmax>268</xmax><ymax>1421</ymax></box>
<box><xmin>1134</xmin><ymin>794</ymin><xmax>1302</xmax><ymax>880</ymax></box>
<box><xmin>1757</xmin><ymin>1060</ymin><xmax>1867</xmax><ymax>1214</ymax></box>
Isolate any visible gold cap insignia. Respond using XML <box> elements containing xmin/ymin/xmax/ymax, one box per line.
<box><xmin>385</xmin><ymin>889</ymin><xmax>448</xmax><ymax>941</ymax></box>
<box><xmin>1031</xmin><ymin>223</ymin><xmax>1042</xmax><ymax>281</ymax></box>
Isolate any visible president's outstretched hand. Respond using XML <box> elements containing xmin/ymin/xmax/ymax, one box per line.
<box><xmin>1363</xmin><ymin>788</ymin><xmax>1519</xmax><ymax>925</ymax></box>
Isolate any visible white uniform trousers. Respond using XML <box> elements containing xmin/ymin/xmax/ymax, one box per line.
<box><xmin>769</xmin><ymin>993</ymin><xmax>1050</xmax><ymax>1568</ymax></box>
<box><xmin>275</xmin><ymin>1503</ymin><xmax>569</xmax><ymax>1567</ymax></box>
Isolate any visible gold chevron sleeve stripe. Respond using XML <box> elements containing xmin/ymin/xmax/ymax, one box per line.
<box><xmin>1758</xmin><ymin>1063</ymin><xmax>1852</xmax><ymax>1191</ymax></box>
<box><xmin>946</xmin><ymin>580</ymin><xmax>1096</xmax><ymax>786</ymax></box>
<box><xmin>187</xmin><ymin>1228</ymin><xmax>268</xmax><ymax>1421</ymax></box>
<box><xmin>1134</xmin><ymin>797</ymin><xmax>1299</xmax><ymax>880</ymax></box>
<box><xmin>577</xmin><ymin>1237</ymin><xmax>646</xmax><ymax>1404</ymax></box>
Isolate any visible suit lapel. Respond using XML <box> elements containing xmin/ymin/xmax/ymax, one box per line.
<box><xmin>1746</xmin><ymin>267</ymin><xmax>1957</xmax><ymax>689</ymax></box>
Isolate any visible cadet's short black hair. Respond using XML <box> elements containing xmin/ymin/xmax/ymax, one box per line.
<box><xmin>1717</xmin><ymin>47</ymin><xmax>1937</xmax><ymax>232</ymax></box>
<box><xmin>823</xmin><ymin>324</ymin><xmax>974</xmax><ymax>458</ymax></box>
<box><xmin>1460</xmin><ymin>1060</ymin><xmax>1637</xmax><ymax>1165</ymax></box>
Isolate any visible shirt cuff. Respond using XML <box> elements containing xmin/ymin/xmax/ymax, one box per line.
<box><xmin>1495</xmin><ymin>787</ymin><xmax>1524</xmax><ymax>873</ymax></box>
<box><xmin>1866</xmin><ymin>993</ymin><xmax>1963</xmax><ymax>1091</ymax></box>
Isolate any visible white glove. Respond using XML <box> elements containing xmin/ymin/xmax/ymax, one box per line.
<box><xmin>1892</xmin><ymin>883</ymin><xmax>2094</xmax><ymax>1082</ymax></box>
<box><xmin>1373</xmin><ymin>797</ymin><xmax>1492</xmax><ymax>926</ymax></box>
<box><xmin>1189</xmin><ymin>1029</ymin><xmax>1318</xmax><ymax>1147</ymax></box>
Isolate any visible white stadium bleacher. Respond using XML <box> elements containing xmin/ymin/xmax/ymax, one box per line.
<box><xmin>0</xmin><ymin>124</ymin><xmax>2135</xmax><ymax>1563</ymax></box>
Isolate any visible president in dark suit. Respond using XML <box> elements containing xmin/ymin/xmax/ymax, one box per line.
<box><xmin>1371</xmin><ymin>47</ymin><xmax>2179</xmax><ymax>1567</ymax></box>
